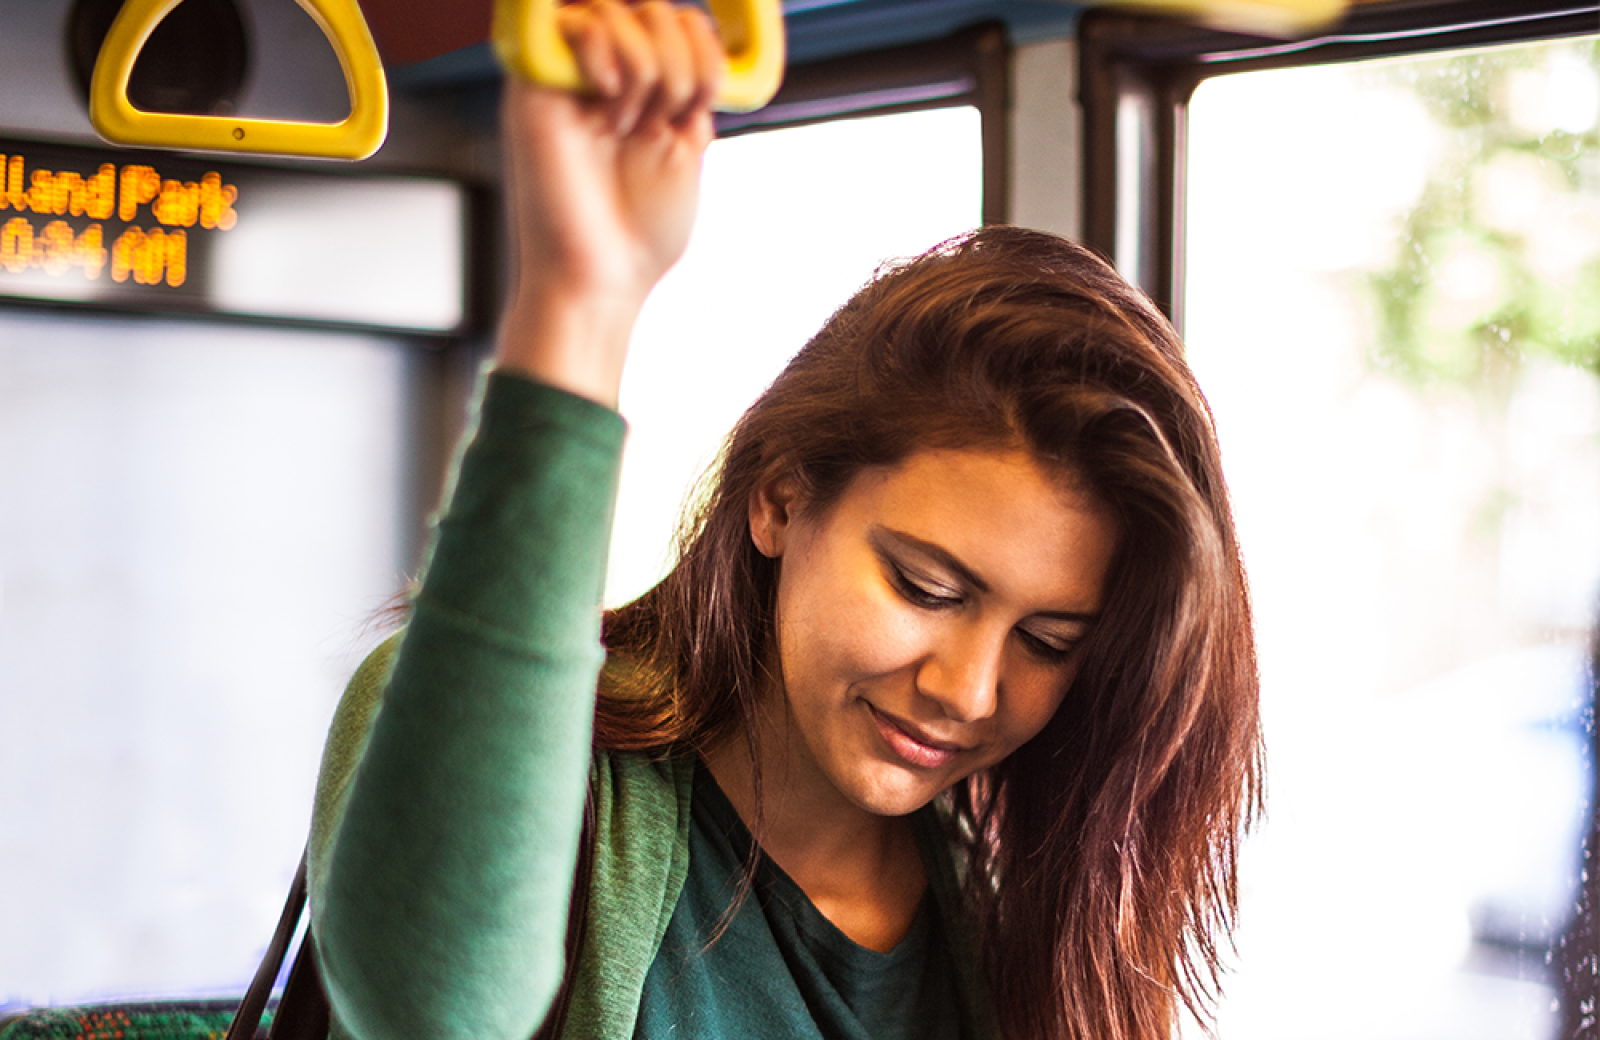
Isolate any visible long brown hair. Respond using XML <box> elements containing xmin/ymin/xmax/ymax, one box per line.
<box><xmin>599</xmin><ymin>225</ymin><xmax>1261</xmax><ymax>1040</ymax></box>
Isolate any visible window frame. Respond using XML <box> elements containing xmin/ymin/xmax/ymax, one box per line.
<box><xmin>1078</xmin><ymin>0</ymin><xmax>1600</xmax><ymax>328</ymax></box>
<box><xmin>716</xmin><ymin>23</ymin><xmax>1012</xmax><ymax>225</ymax></box>
<box><xmin>1080</xmin><ymin>5</ymin><xmax>1600</xmax><ymax>1031</ymax></box>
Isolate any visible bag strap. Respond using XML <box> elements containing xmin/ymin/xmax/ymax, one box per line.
<box><xmin>225</xmin><ymin>850</ymin><xmax>313</xmax><ymax>1040</ymax></box>
<box><xmin>229</xmin><ymin>801</ymin><xmax>596</xmax><ymax>1040</ymax></box>
<box><xmin>267</xmin><ymin>931</ymin><xmax>331</xmax><ymax>1040</ymax></box>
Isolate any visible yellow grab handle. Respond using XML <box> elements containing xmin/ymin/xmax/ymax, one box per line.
<box><xmin>1107</xmin><ymin>0</ymin><xmax>1347</xmax><ymax>35</ymax></box>
<box><xmin>90</xmin><ymin>0</ymin><xmax>389</xmax><ymax>160</ymax></box>
<box><xmin>492</xmin><ymin>0</ymin><xmax>784</xmax><ymax>114</ymax></box>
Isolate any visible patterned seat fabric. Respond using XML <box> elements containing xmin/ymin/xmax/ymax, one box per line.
<box><xmin>0</xmin><ymin>999</ymin><xmax>269</xmax><ymax>1040</ymax></box>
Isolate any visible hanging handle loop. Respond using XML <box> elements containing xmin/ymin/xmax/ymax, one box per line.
<box><xmin>1109</xmin><ymin>0</ymin><xmax>1347</xmax><ymax>35</ymax></box>
<box><xmin>492</xmin><ymin>0</ymin><xmax>784</xmax><ymax>113</ymax></box>
<box><xmin>90</xmin><ymin>0</ymin><xmax>389</xmax><ymax>160</ymax></box>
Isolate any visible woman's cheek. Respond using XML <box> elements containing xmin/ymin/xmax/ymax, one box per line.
<box><xmin>849</xmin><ymin>584</ymin><xmax>938</xmax><ymax>677</ymax></box>
<box><xmin>1002</xmin><ymin>659</ymin><xmax>1073</xmax><ymax>749</ymax></box>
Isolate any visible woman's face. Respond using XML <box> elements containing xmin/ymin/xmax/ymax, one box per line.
<box><xmin>749</xmin><ymin>447</ymin><xmax>1118</xmax><ymax>819</ymax></box>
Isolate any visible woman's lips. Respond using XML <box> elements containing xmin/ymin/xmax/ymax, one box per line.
<box><xmin>867</xmin><ymin>704</ymin><xmax>966</xmax><ymax>770</ymax></box>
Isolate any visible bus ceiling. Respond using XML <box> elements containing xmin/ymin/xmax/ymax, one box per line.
<box><xmin>365</xmin><ymin>0</ymin><xmax>1347</xmax><ymax>85</ymax></box>
<box><xmin>76</xmin><ymin>0</ymin><xmax>1346</xmax><ymax>161</ymax></box>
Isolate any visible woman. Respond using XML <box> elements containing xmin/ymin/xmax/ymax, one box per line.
<box><xmin>308</xmin><ymin>5</ymin><xmax>1260</xmax><ymax>1040</ymax></box>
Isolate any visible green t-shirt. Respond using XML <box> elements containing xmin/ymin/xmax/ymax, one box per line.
<box><xmin>635</xmin><ymin>764</ymin><xmax>964</xmax><ymax>1040</ymax></box>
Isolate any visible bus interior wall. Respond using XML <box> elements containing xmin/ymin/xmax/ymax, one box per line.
<box><xmin>0</xmin><ymin>0</ymin><xmax>497</xmax><ymax>1009</ymax></box>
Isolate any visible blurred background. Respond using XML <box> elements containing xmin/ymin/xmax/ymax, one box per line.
<box><xmin>1</xmin><ymin>3</ymin><xmax>1596</xmax><ymax>1039</ymax></box>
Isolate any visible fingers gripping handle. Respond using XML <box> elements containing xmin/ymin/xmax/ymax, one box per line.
<box><xmin>492</xmin><ymin>0</ymin><xmax>785</xmax><ymax>114</ymax></box>
<box><xmin>89</xmin><ymin>0</ymin><xmax>389</xmax><ymax>160</ymax></box>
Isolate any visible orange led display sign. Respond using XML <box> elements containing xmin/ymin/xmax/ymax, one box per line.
<box><xmin>0</xmin><ymin>137</ymin><xmax>469</xmax><ymax>334</ymax></box>
<box><xmin>1</xmin><ymin>152</ymin><xmax>238</xmax><ymax>290</ymax></box>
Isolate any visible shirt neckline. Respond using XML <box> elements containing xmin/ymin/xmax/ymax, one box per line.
<box><xmin>693</xmin><ymin>758</ymin><xmax>937</xmax><ymax>970</ymax></box>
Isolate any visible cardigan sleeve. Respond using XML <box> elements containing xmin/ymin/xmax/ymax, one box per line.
<box><xmin>309</xmin><ymin>372</ymin><xmax>627</xmax><ymax>1040</ymax></box>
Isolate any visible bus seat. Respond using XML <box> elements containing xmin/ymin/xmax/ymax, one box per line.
<box><xmin>0</xmin><ymin>999</ymin><xmax>271</xmax><ymax>1040</ymax></box>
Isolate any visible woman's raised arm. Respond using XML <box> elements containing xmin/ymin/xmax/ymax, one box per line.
<box><xmin>309</xmin><ymin>9</ymin><xmax>721</xmax><ymax>1040</ymax></box>
<box><xmin>496</xmin><ymin>0</ymin><xmax>723</xmax><ymax>405</ymax></box>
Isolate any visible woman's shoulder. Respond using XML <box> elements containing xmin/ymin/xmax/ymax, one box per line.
<box><xmin>309</xmin><ymin>632</ymin><xmax>406</xmax><ymax>892</ymax></box>
<box><xmin>308</xmin><ymin>635</ymin><xmax>695</xmax><ymax>883</ymax></box>
<box><xmin>320</xmin><ymin>634</ymin><xmax>404</xmax><ymax>779</ymax></box>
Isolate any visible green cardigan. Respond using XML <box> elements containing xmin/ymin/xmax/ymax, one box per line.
<box><xmin>310</xmin><ymin>633</ymin><xmax>697</xmax><ymax>1040</ymax></box>
<box><xmin>311</xmin><ymin>637</ymin><xmax>997</xmax><ymax>1040</ymax></box>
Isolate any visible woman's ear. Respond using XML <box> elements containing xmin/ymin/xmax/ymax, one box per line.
<box><xmin>748</xmin><ymin>474</ymin><xmax>798</xmax><ymax>558</ymax></box>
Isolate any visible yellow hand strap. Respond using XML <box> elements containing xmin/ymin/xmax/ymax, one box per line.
<box><xmin>492</xmin><ymin>0</ymin><xmax>785</xmax><ymax>114</ymax></box>
<box><xmin>90</xmin><ymin>0</ymin><xmax>389</xmax><ymax>160</ymax></box>
<box><xmin>1109</xmin><ymin>0</ymin><xmax>1347</xmax><ymax>35</ymax></box>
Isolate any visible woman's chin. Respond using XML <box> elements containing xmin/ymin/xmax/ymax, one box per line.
<box><xmin>842</xmin><ymin>765</ymin><xmax>951</xmax><ymax>818</ymax></box>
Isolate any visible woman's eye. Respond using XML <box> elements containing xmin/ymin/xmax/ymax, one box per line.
<box><xmin>889</xmin><ymin>565</ymin><xmax>960</xmax><ymax>608</ymax></box>
<box><xmin>1018</xmin><ymin>628</ymin><xmax>1077</xmax><ymax>662</ymax></box>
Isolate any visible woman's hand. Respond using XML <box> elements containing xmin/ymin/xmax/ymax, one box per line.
<box><xmin>495</xmin><ymin>0</ymin><xmax>724</xmax><ymax>407</ymax></box>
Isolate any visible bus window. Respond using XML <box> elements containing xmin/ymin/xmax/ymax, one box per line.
<box><xmin>606</xmin><ymin>105</ymin><xmax>982</xmax><ymax>606</ymax></box>
<box><xmin>1182</xmin><ymin>34</ymin><xmax>1598</xmax><ymax>1040</ymax></box>
<box><xmin>0</xmin><ymin>314</ymin><xmax>420</xmax><ymax>1009</ymax></box>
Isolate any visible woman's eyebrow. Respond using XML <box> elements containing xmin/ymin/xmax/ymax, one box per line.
<box><xmin>873</xmin><ymin>526</ymin><xmax>1101</xmax><ymax>623</ymax></box>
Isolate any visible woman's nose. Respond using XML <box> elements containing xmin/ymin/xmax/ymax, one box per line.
<box><xmin>916</xmin><ymin>627</ymin><xmax>1003</xmax><ymax>723</ymax></box>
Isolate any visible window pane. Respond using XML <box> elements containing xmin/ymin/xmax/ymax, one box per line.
<box><xmin>1185</xmin><ymin>36</ymin><xmax>1600</xmax><ymax>1040</ymax></box>
<box><xmin>607</xmin><ymin>106</ymin><xmax>983</xmax><ymax>606</ymax></box>
<box><xmin>0</xmin><ymin>314</ymin><xmax>415</xmax><ymax>1008</ymax></box>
